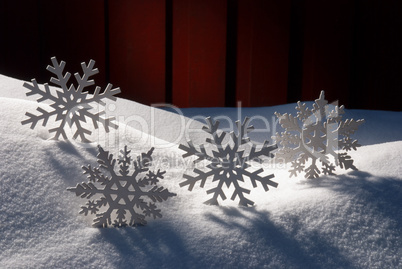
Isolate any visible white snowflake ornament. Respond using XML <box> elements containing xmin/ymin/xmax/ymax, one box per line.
<box><xmin>273</xmin><ymin>91</ymin><xmax>364</xmax><ymax>179</ymax></box>
<box><xmin>68</xmin><ymin>145</ymin><xmax>176</xmax><ymax>227</ymax></box>
<box><xmin>22</xmin><ymin>57</ymin><xmax>120</xmax><ymax>142</ymax></box>
<box><xmin>179</xmin><ymin>117</ymin><xmax>278</xmax><ymax>207</ymax></box>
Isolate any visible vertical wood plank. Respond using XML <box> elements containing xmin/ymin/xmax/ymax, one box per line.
<box><xmin>0</xmin><ymin>1</ymin><xmax>106</xmax><ymax>87</ymax></box>
<box><xmin>236</xmin><ymin>0</ymin><xmax>291</xmax><ymax>107</ymax></box>
<box><xmin>300</xmin><ymin>0</ymin><xmax>354</xmax><ymax>106</ymax></box>
<box><xmin>287</xmin><ymin>0</ymin><xmax>304</xmax><ymax>103</ymax></box>
<box><xmin>109</xmin><ymin>0</ymin><xmax>166</xmax><ymax>105</ymax></box>
<box><xmin>38</xmin><ymin>0</ymin><xmax>106</xmax><ymax>88</ymax></box>
<box><xmin>172</xmin><ymin>0</ymin><xmax>227</xmax><ymax>107</ymax></box>
<box><xmin>0</xmin><ymin>1</ymin><xmax>41</xmax><ymax>82</ymax></box>
<box><xmin>351</xmin><ymin>0</ymin><xmax>402</xmax><ymax>111</ymax></box>
<box><xmin>235</xmin><ymin>0</ymin><xmax>252</xmax><ymax>107</ymax></box>
<box><xmin>172</xmin><ymin>0</ymin><xmax>190</xmax><ymax>107</ymax></box>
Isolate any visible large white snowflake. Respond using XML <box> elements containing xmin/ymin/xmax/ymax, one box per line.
<box><xmin>273</xmin><ymin>91</ymin><xmax>364</xmax><ymax>179</ymax></box>
<box><xmin>179</xmin><ymin>117</ymin><xmax>278</xmax><ymax>207</ymax></box>
<box><xmin>22</xmin><ymin>57</ymin><xmax>120</xmax><ymax>142</ymax></box>
<box><xmin>68</xmin><ymin>145</ymin><xmax>176</xmax><ymax>227</ymax></box>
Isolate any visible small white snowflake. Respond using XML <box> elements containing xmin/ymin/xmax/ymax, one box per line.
<box><xmin>179</xmin><ymin>117</ymin><xmax>277</xmax><ymax>207</ymax></box>
<box><xmin>68</xmin><ymin>145</ymin><xmax>176</xmax><ymax>227</ymax></box>
<box><xmin>22</xmin><ymin>57</ymin><xmax>120</xmax><ymax>142</ymax></box>
<box><xmin>273</xmin><ymin>91</ymin><xmax>364</xmax><ymax>179</ymax></box>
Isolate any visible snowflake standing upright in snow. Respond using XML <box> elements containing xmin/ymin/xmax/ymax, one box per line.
<box><xmin>68</xmin><ymin>145</ymin><xmax>176</xmax><ymax>227</ymax></box>
<box><xmin>22</xmin><ymin>57</ymin><xmax>120</xmax><ymax>142</ymax></box>
<box><xmin>273</xmin><ymin>91</ymin><xmax>364</xmax><ymax>179</ymax></box>
<box><xmin>179</xmin><ymin>117</ymin><xmax>278</xmax><ymax>207</ymax></box>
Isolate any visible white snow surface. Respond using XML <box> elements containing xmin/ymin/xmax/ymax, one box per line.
<box><xmin>0</xmin><ymin>74</ymin><xmax>401</xmax><ymax>268</ymax></box>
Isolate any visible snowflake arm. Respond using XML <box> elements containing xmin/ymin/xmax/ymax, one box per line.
<box><xmin>146</xmin><ymin>186</ymin><xmax>177</xmax><ymax>203</ymax></box>
<box><xmin>80</xmin><ymin>109</ymin><xmax>118</xmax><ymax>132</ymax></box>
<box><xmin>338</xmin><ymin>153</ymin><xmax>357</xmax><ymax>171</ymax></box>
<box><xmin>118</xmin><ymin>145</ymin><xmax>131</xmax><ymax>176</ymax></box>
<box><xmin>114</xmin><ymin>208</ymin><xmax>128</xmax><ymax>227</ymax></box>
<box><xmin>338</xmin><ymin>119</ymin><xmax>365</xmax><ymax>136</ymax></box>
<box><xmin>79</xmin><ymin>197</ymin><xmax>107</xmax><ymax>216</ymax></box>
<box><xmin>178</xmin><ymin>142</ymin><xmax>210</xmax><ymax>164</ymax></box>
<box><xmin>275</xmin><ymin>112</ymin><xmax>301</xmax><ymax>133</ymax></box>
<box><xmin>82</xmin><ymin>165</ymin><xmax>109</xmax><ymax>185</ymax></box>
<box><xmin>85</xmin><ymin>83</ymin><xmax>121</xmax><ymax>105</ymax></box>
<box><xmin>46</xmin><ymin>57</ymin><xmax>72</xmax><ymax>91</ymax></box>
<box><xmin>321</xmin><ymin>161</ymin><xmax>336</xmax><ymax>175</ymax></box>
<box><xmin>179</xmin><ymin>168</ymin><xmax>215</xmax><ymax>191</ymax></box>
<box><xmin>67</xmin><ymin>182</ymin><xmax>101</xmax><ymax>199</ymax></box>
<box><xmin>143</xmin><ymin>203</ymin><xmax>162</xmax><ymax>219</ymax></box>
<box><xmin>340</xmin><ymin>137</ymin><xmax>361</xmax><ymax>151</ymax></box>
<box><xmin>232</xmin><ymin>117</ymin><xmax>254</xmax><ymax>145</ymax></box>
<box><xmin>144</xmin><ymin>170</ymin><xmax>166</xmax><ymax>185</ymax></box>
<box><xmin>22</xmin><ymin>106</ymin><xmax>57</xmax><ymax>129</ymax></box>
<box><xmin>93</xmin><ymin>207</ymin><xmax>113</xmax><ymax>228</ymax></box>
<box><xmin>203</xmin><ymin>117</ymin><xmax>227</xmax><ymax>146</ymax></box>
<box><xmin>243</xmin><ymin>168</ymin><xmax>278</xmax><ymax>191</ymax></box>
<box><xmin>73</xmin><ymin>60</ymin><xmax>99</xmax><ymax>94</ymax></box>
<box><xmin>248</xmin><ymin>141</ymin><xmax>278</xmax><ymax>162</ymax></box>
<box><xmin>129</xmin><ymin>204</ymin><xmax>148</xmax><ymax>226</ymax></box>
<box><xmin>23</xmin><ymin>79</ymin><xmax>59</xmax><ymax>103</ymax></box>
<box><xmin>205</xmin><ymin>179</ymin><xmax>231</xmax><ymax>206</ymax></box>
<box><xmin>289</xmin><ymin>161</ymin><xmax>305</xmax><ymax>177</ymax></box>
<box><xmin>96</xmin><ymin>145</ymin><xmax>117</xmax><ymax>177</ymax></box>
<box><xmin>305</xmin><ymin>162</ymin><xmax>321</xmax><ymax>179</ymax></box>
<box><xmin>296</xmin><ymin>101</ymin><xmax>312</xmax><ymax>121</ymax></box>
<box><xmin>228</xmin><ymin>180</ymin><xmax>253</xmax><ymax>207</ymax></box>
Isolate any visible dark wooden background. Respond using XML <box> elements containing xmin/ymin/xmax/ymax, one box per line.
<box><xmin>0</xmin><ymin>0</ymin><xmax>401</xmax><ymax>111</ymax></box>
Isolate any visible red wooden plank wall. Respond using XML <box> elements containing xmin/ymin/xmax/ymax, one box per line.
<box><xmin>0</xmin><ymin>1</ymin><xmax>40</xmax><ymax>82</ymax></box>
<box><xmin>172</xmin><ymin>0</ymin><xmax>227</xmax><ymax>107</ymax></box>
<box><xmin>0</xmin><ymin>0</ymin><xmax>106</xmax><ymax>88</ymax></box>
<box><xmin>351</xmin><ymin>0</ymin><xmax>402</xmax><ymax>111</ymax></box>
<box><xmin>0</xmin><ymin>0</ymin><xmax>401</xmax><ymax>110</ymax></box>
<box><xmin>108</xmin><ymin>0</ymin><xmax>166</xmax><ymax>105</ymax></box>
<box><xmin>299</xmin><ymin>0</ymin><xmax>354</xmax><ymax>107</ymax></box>
<box><xmin>236</xmin><ymin>0</ymin><xmax>291</xmax><ymax>107</ymax></box>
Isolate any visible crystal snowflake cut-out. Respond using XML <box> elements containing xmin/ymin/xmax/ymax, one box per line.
<box><xmin>273</xmin><ymin>91</ymin><xmax>364</xmax><ymax>179</ymax></box>
<box><xmin>68</xmin><ymin>145</ymin><xmax>176</xmax><ymax>227</ymax></box>
<box><xmin>179</xmin><ymin>117</ymin><xmax>278</xmax><ymax>207</ymax></box>
<box><xmin>22</xmin><ymin>57</ymin><xmax>120</xmax><ymax>142</ymax></box>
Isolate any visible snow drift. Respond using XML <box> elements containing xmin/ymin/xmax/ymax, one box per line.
<box><xmin>0</xmin><ymin>74</ymin><xmax>401</xmax><ymax>268</ymax></box>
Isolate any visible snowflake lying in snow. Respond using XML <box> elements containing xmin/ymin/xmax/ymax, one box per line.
<box><xmin>273</xmin><ymin>91</ymin><xmax>364</xmax><ymax>179</ymax></box>
<box><xmin>68</xmin><ymin>145</ymin><xmax>176</xmax><ymax>227</ymax></box>
<box><xmin>179</xmin><ymin>117</ymin><xmax>278</xmax><ymax>207</ymax></box>
<box><xmin>22</xmin><ymin>57</ymin><xmax>120</xmax><ymax>142</ymax></box>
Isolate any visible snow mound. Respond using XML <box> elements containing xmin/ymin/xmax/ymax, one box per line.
<box><xmin>0</xmin><ymin>74</ymin><xmax>401</xmax><ymax>268</ymax></box>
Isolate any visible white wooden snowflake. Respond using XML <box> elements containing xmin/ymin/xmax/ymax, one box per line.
<box><xmin>22</xmin><ymin>57</ymin><xmax>120</xmax><ymax>142</ymax></box>
<box><xmin>68</xmin><ymin>145</ymin><xmax>176</xmax><ymax>227</ymax></box>
<box><xmin>273</xmin><ymin>91</ymin><xmax>364</xmax><ymax>179</ymax></box>
<box><xmin>179</xmin><ymin>117</ymin><xmax>277</xmax><ymax>207</ymax></box>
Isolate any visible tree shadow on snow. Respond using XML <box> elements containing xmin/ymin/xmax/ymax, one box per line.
<box><xmin>203</xmin><ymin>171</ymin><xmax>402</xmax><ymax>268</ymax></box>
<box><xmin>54</xmin><ymin>140</ymin><xmax>98</xmax><ymax>158</ymax></box>
<box><xmin>304</xmin><ymin>171</ymin><xmax>402</xmax><ymax>227</ymax></box>
<box><xmin>97</xmin><ymin>222</ymin><xmax>209</xmax><ymax>269</ymax></box>
<box><xmin>43</xmin><ymin>141</ymin><xmax>100</xmax><ymax>186</ymax></box>
<box><xmin>205</xmin><ymin>207</ymin><xmax>355</xmax><ymax>269</ymax></box>
<box><xmin>73</xmin><ymin>171</ymin><xmax>402</xmax><ymax>269</ymax></box>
